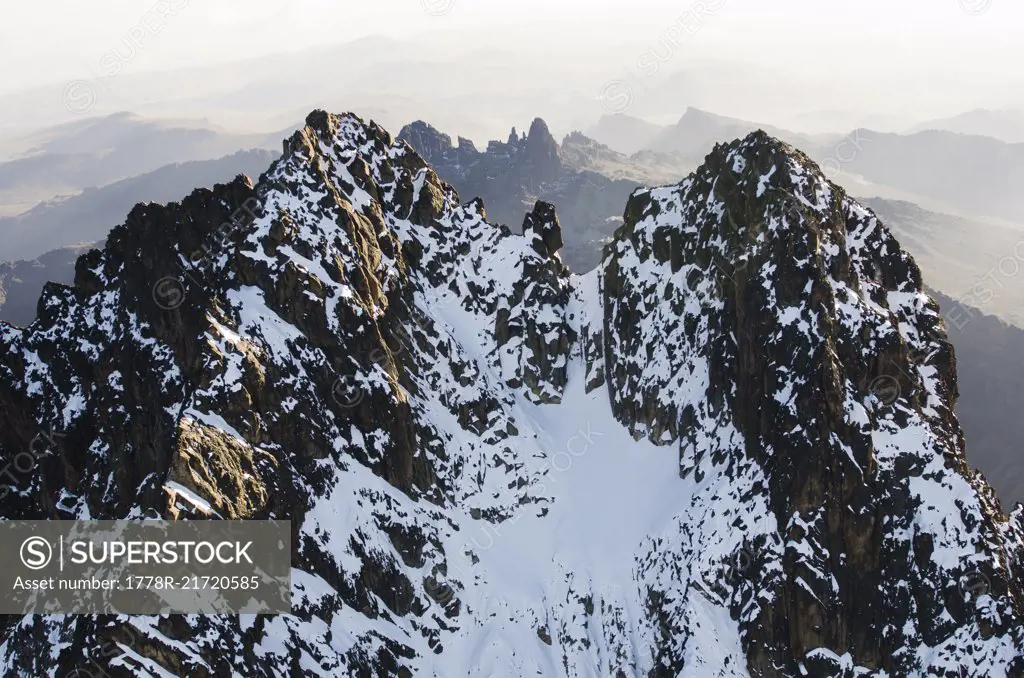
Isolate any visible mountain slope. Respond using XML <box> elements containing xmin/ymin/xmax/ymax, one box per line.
<box><xmin>600</xmin><ymin>131</ymin><xmax>1024</xmax><ymax>675</ymax></box>
<box><xmin>528</xmin><ymin>183</ymin><xmax>1024</xmax><ymax>510</ymax></box>
<box><xmin>0</xmin><ymin>112</ymin><xmax>1021</xmax><ymax>677</ymax></box>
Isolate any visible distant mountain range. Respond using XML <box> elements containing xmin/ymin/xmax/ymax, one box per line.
<box><xmin>0</xmin><ymin>112</ymin><xmax>283</xmax><ymax>218</ymax></box>
<box><xmin>589</xmin><ymin>108</ymin><xmax>1024</xmax><ymax>225</ymax></box>
<box><xmin>0</xmin><ymin>148</ymin><xmax>279</xmax><ymax>327</ymax></box>
<box><xmin>586</xmin><ymin>108</ymin><xmax>805</xmax><ymax>159</ymax></box>
<box><xmin>0</xmin><ymin>242</ymin><xmax>98</xmax><ymax>327</ymax></box>
<box><xmin>584</xmin><ymin>114</ymin><xmax>665</xmax><ymax>155</ymax></box>
<box><xmin>835</xmin><ymin>128</ymin><xmax>1024</xmax><ymax>223</ymax></box>
<box><xmin>398</xmin><ymin>118</ymin><xmax>689</xmax><ymax>273</ymax></box>
<box><xmin>909</xmin><ymin>108</ymin><xmax>1024</xmax><ymax>143</ymax></box>
<box><xmin>863</xmin><ymin>197</ymin><xmax>1024</xmax><ymax>328</ymax></box>
<box><xmin>0</xmin><ymin>148</ymin><xmax>278</xmax><ymax>262</ymax></box>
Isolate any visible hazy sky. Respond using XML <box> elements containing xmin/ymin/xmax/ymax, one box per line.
<box><xmin>1</xmin><ymin>0</ymin><xmax>1022</xmax><ymax>144</ymax></box>
<box><xmin>2</xmin><ymin>0</ymin><xmax>1021</xmax><ymax>94</ymax></box>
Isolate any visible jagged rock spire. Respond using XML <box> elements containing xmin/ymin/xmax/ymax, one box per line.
<box><xmin>523</xmin><ymin>117</ymin><xmax>561</xmax><ymax>183</ymax></box>
<box><xmin>397</xmin><ymin>119</ymin><xmax>454</xmax><ymax>165</ymax></box>
<box><xmin>522</xmin><ymin>200</ymin><xmax>564</xmax><ymax>259</ymax></box>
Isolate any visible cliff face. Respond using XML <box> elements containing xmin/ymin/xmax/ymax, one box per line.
<box><xmin>600</xmin><ymin>131</ymin><xmax>1024</xmax><ymax>676</ymax></box>
<box><xmin>0</xmin><ymin>112</ymin><xmax>1021</xmax><ymax>677</ymax></box>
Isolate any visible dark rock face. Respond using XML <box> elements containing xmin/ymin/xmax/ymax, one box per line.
<box><xmin>394</xmin><ymin>120</ymin><xmax>455</xmax><ymax>167</ymax></box>
<box><xmin>0</xmin><ymin>116</ymin><xmax>1021</xmax><ymax>677</ymax></box>
<box><xmin>523</xmin><ymin>118</ymin><xmax>562</xmax><ymax>185</ymax></box>
<box><xmin>601</xmin><ymin>131</ymin><xmax>1024</xmax><ymax>677</ymax></box>
<box><xmin>522</xmin><ymin>200</ymin><xmax>564</xmax><ymax>260</ymax></box>
<box><xmin>497</xmin><ymin>200</ymin><xmax>573</xmax><ymax>403</ymax></box>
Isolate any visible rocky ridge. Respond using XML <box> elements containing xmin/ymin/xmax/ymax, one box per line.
<box><xmin>0</xmin><ymin>112</ymin><xmax>1020</xmax><ymax>677</ymax></box>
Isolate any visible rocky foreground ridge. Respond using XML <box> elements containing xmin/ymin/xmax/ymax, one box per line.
<box><xmin>0</xmin><ymin>111</ymin><xmax>1021</xmax><ymax>677</ymax></box>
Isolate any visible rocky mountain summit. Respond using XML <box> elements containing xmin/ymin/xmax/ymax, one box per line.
<box><xmin>0</xmin><ymin>111</ymin><xmax>1021</xmax><ymax>677</ymax></box>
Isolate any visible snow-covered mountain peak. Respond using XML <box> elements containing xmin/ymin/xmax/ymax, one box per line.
<box><xmin>0</xmin><ymin>113</ymin><xmax>1021</xmax><ymax>677</ymax></box>
<box><xmin>601</xmin><ymin>128</ymin><xmax>1024</xmax><ymax>675</ymax></box>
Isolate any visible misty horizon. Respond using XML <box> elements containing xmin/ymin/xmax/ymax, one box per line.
<box><xmin>2</xmin><ymin>0</ymin><xmax>1023</xmax><ymax>144</ymax></box>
